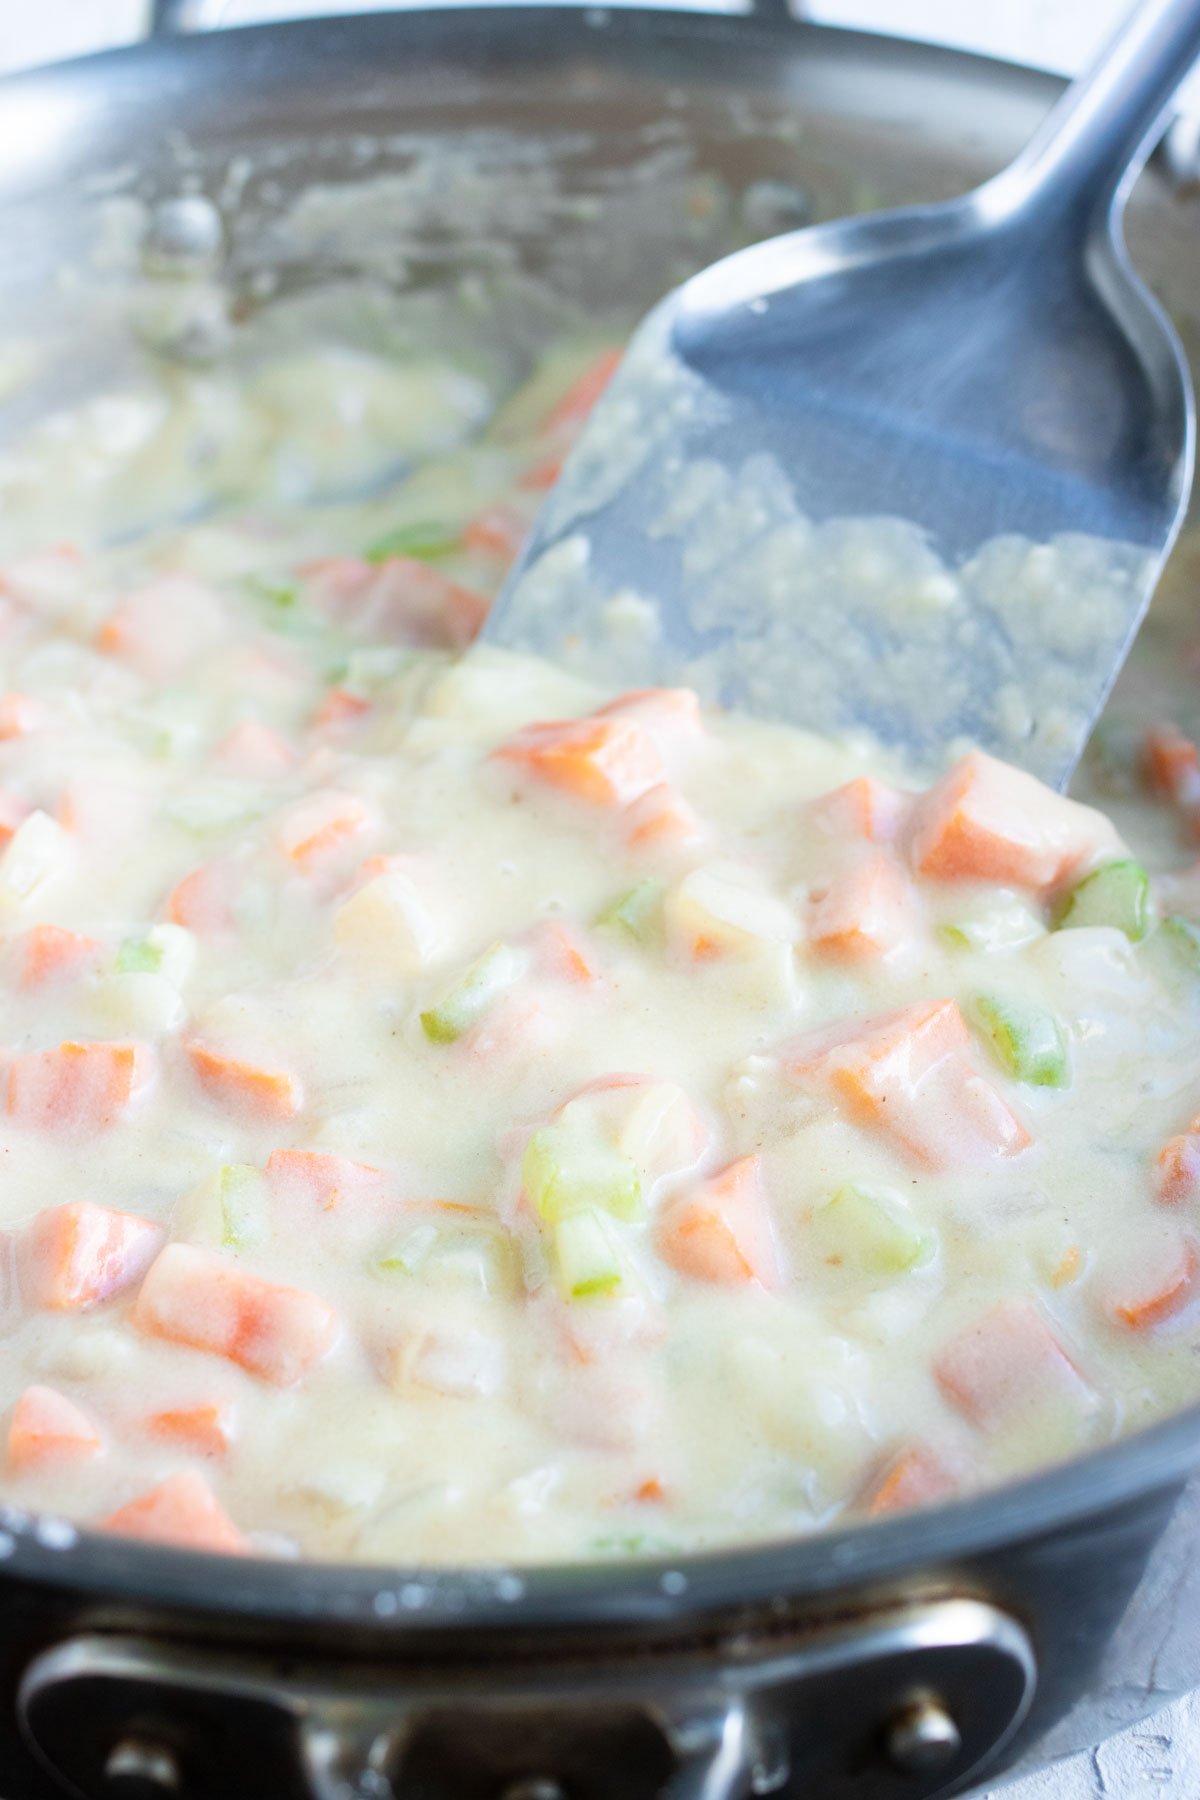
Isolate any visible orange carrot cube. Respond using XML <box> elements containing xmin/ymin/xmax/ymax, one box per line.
<box><xmin>808</xmin><ymin>852</ymin><xmax>916</xmax><ymax>961</ymax></box>
<box><xmin>135</xmin><ymin>1242</ymin><xmax>338</xmax><ymax>1386</ymax></box>
<box><xmin>186</xmin><ymin>1041</ymin><xmax>303</xmax><ymax>1122</ymax></box>
<box><xmin>656</xmin><ymin>1154</ymin><xmax>782</xmax><ymax>1288</ymax></box>
<box><xmin>15</xmin><ymin>925</ymin><xmax>101</xmax><ymax>988</ymax></box>
<box><xmin>8</xmin><ymin>1041</ymin><xmax>152</xmax><ymax>1133</ymax></box>
<box><xmin>908</xmin><ymin>751</ymin><xmax>1115</xmax><ymax>893</ymax></box>
<box><xmin>102</xmin><ymin>1470</ymin><xmax>247</xmax><ymax>1554</ymax></box>
<box><xmin>9</xmin><ymin>1385</ymin><xmax>102</xmax><ymax>1472</ymax></box>
<box><xmin>20</xmin><ymin>1201</ymin><xmax>163</xmax><ymax>1310</ymax></box>
<box><xmin>492</xmin><ymin>714</ymin><xmax>664</xmax><ymax>810</ymax></box>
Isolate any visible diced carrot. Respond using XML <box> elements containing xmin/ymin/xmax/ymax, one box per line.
<box><xmin>808</xmin><ymin>852</ymin><xmax>915</xmax><ymax>962</ymax></box>
<box><xmin>784</xmin><ymin>1001</ymin><xmax>1029</xmax><ymax>1169</ymax></box>
<box><xmin>518</xmin><ymin>454</ymin><xmax>564</xmax><ymax>493</ymax></box>
<box><xmin>1112</xmin><ymin>1238</ymin><xmax>1200</xmax><ymax>1330</ymax></box>
<box><xmin>1050</xmin><ymin>1246</ymin><xmax>1083</xmax><ymax>1289</ymax></box>
<box><xmin>656</xmin><ymin>1154</ymin><xmax>782</xmax><ymax>1288</ymax></box>
<box><xmin>528</xmin><ymin>919</ymin><xmax>599</xmax><ymax>985</ymax></box>
<box><xmin>463</xmin><ymin>993</ymin><xmax>555</xmax><ymax>1065</ymax></box>
<box><xmin>135</xmin><ymin>1242</ymin><xmax>338</xmax><ymax>1386</ymax></box>
<box><xmin>1155</xmin><ymin>1133</ymin><xmax>1200</xmax><ymax>1207</ymax></box>
<box><xmin>805</xmin><ymin>776</ymin><xmax>914</xmax><ymax>845</ymax></box>
<box><xmin>274</xmin><ymin>790</ymin><xmax>371</xmax><ymax>870</ymax></box>
<box><xmin>9</xmin><ymin>1385</ymin><xmax>102</xmax><ymax>1473</ymax></box>
<box><xmin>298</xmin><ymin>555</ymin><xmax>375</xmax><ymax>605</ymax></box>
<box><xmin>1143</xmin><ymin>724</ymin><xmax>1200</xmax><ymax>809</ymax></box>
<box><xmin>862</xmin><ymin>1445</ymin><xmax>956</xmax><ymax>1517</ymax></box>
<box><xmin>355</xmin><ymin>559</ymin><xmax>488</xmax><ymax>650</ymax></box>
<box><xmin>8</xmin><ymin>1041</ymin><xmax>153</xmax><ymax>1134</ymax></box>
<box><xmin>0</xmin><ymin>790</ymin><xmax>29</xmax><ymax>851</ymax></box>
<box><xmin>624</xmin><ymin>783</ymin><xmax>705</xmax><ymax>851</ymax></box>
<box><xmin>264</xmin><ymin>1149</ymin><xmax>386</xmax><ymax>1213</ymax></box>
<box><xmin>20</xmin><ymin>1201</ymin><xmax>163</xmax><ymax>1310</ymax></box>
<box><xmin>313</xmin><ymin>687</ymin><xmax>371</xmax><ymax>732</ymax></box>
<box><xmin>908</xmin><ymin>750</ymin><xmax>1115</xmax><ymax>893</ymax></box>
<box><xmin>632</xmin><ymin>1476</ymin><xmax>667</xmax><ymax>1504</ymax></box>
<box><xmin>0</xmin><ymin>693</ymin><xmax>48</xmax><ymax>739</ymax></box>
<box><xmin>213</xmin><ymin>719</ymin><xmax>295</xmax><ymax>778</ymax></box>
<box><xmin>98</xmin><ymin>577</ymin><xmax>225</xmax><ymax>681</ymax></box>
<box><xmin>595</xmin><ymin>688</ymin><xmax>704</xmax><ymax>739</ymax></box>
<box><xmin>143</xmin><ymin>1401</ymin><xmax>234</xmax><ymax>1458</ymax></box>
<box><xmin>165</xmin><ymin>863</ymin><xmax>234</xmax><ymax>934</ymax></box>
<box><xmin>935</xmin><ymin>1300</ymin><xmax>1090</xmax><ymax>1427</ymax></box>
<box><xmin>15</xmin><ymin>924</ymin><xmax>101</xmax><ymax>989</ymax></box>
<box><xmin>186</xmin><ymin>1041</ymin><xmax>303</xmax><ymax>1122</ymax></box>
<box><xmin>102</xmin><ymin>1470</ymin><xmax>247</xmax><ymax>1555</ymax></box>
<box><xmin>540</xmin><ymin>348</ymin><xmax>622</xmax><ymax>438</ymax></box>
<box><xmin>493</xmin><ymin>715</ymin><xmax>663</xmax><ymax>809</ymax></box>
<box><xmin>462</xmin><ymin>506</ymin><xmax>528</xmax><ymax>561</ymax></box>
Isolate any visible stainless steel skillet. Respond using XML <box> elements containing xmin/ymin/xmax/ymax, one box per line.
<box><xmin>2</xmin><ymin>9</ymin><xmax>1200</xmax><ymax>1799</ymax></box>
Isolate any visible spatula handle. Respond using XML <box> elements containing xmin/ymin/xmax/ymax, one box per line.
<box><xmin>999</xmin><ymin>0</ymin><xmax>1200</xmax><ymax>223</ymax></box>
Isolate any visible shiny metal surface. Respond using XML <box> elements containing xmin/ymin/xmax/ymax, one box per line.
<box><xmin>0</xmin><ymin>12</ymin><xmax>1199</xmax><ymax>1800</ymax></box>
<box><xmin>494</xmin><ymin>0</ymin><xmax>1199</xmax><ymax>788</ymax></box>
<box><xmin>17</xmin><ymin>1600</ymin><xmax>1036</xmax><ymax>1800</ymax></box>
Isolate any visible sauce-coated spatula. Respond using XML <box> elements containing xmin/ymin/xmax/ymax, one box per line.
<box><xmin>487</xmin><ymin>0</ymin><xmax>1200</xmax><ymax>789</ymax></box>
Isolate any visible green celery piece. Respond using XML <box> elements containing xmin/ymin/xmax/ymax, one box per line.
<box><xmin>420</xmin><ymin>943</ymin><xmax>521</xmax><ymax>1044</ymax></box>
<box><xmin>1054</xmin><ymin>859</ymin><xmax>1150</xmax><ymax>941</ymax></box>
<box><xmin>590</xmin><ymin>1533</ymin><xmax>677</xmax><ymax>1556</ymax></box>
<box><xmin>553</xmin><ymin>1208</ymin><xmax>624</xmax><ymax>1299</ymax></box>
<box><xmin>595</xmin><ymin>879</ymin><xmax>664</xmax><ymax>944</ymax></box>
<box><xmin>246</xmin><ymin>573</ymin><xmax>300</xmax><ymax>610</ymax></box>
<box><xmin>812</xmin><ymin>1183</ymin><xmax>935</xmax><ymax>1277</ymax></box>
<box><xmin>375</xmin><ymin>1221</ymin><xmax>440</xmax><ymax>1276</ymax></box>
<box><xmin>937</xmin><ymin>900</ymin><xmax>1043</xmax><ymax>953</ymax></box>
<box><xmin>328</xmin><ymin>646</ymin><xmax>416</xmax><ymax>698</ymax></box>
<box><xmin>167</xmin><ymin>790</ymin><xmax>260</xmax><ymax>836</ymax></box>
<box><xmin>219</xmin><ymin>1164</ymin><xmax>265</xmax><ymax>1250</ymax></box>
<box><xmin>523</xmin><ymin>1124</ymin><xmax>642</xmax><ymax>1223</ymax></box>
<box><xmin>117</xmin><ymin>935</ymin><xmax>163</xmax><ymax>975</ymax></box>
<box><xmin>1143</xmin><ymin>913</ymin><xmax>1200</xmax><ymax>981</ymax></box>
<box><xmin>365</xmin><ymin>522</ymin><xmax>459</xmax><ymax>564</ymax></box>
<box><xmin>972</xmin><ymin>993</ymin><xmax>1069</xmax><ymax>1088</ymax></box>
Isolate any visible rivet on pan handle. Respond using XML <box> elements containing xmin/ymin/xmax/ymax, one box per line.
<box><xmin>17</xmin><ymin>1595</ymin><xmax>1036</xmax><ymax>1800</ymax></box>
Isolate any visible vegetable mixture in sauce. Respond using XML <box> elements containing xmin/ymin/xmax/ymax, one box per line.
<box><xmin>2</xmin><ymin>338</ymin><xmax>1200</xmax><ymax>1564</ymax></box>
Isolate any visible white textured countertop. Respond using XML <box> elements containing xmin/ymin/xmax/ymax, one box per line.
<box><xmin>4</xmin><ymin>4</ymin><xmax>1199</xmax><ymax>1797</ymax></box>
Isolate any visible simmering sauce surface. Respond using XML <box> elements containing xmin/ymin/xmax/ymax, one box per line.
<box><xmin>1</xmin><ymin>341</ymin><xmax>1199</xmax><ymax>1562</ymax></box>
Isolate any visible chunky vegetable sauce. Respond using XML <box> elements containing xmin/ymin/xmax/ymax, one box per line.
<box><xmin>2</xmin><ymin>340</ymin><xmax>1200</xmax><ymax>1564</ymax></box>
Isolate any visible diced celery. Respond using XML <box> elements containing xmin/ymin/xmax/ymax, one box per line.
<box><xmin>328</xmin><ymin>646</ymin><xmax>416</xmax><ymax>698</ymax></box>
<box><xmin>1142</xmin><ymin>914</ymin><xmax>1200</xmax><ymax>983</ymax></box>
<box><xmin>972</xmin><ymin>993</ymin><xmax>1069</xmax><ymax>1088</ymax></box>
<box><xmin>420</xmin><ymin>943</ymin><xmax>522</xmax><ymax>1043</ymax></box>
<box><xmin>938</xmin><ymin>898</ymin><xmax>1044</xmax><ymax>953</ymax></box>
<box><xmin>595</xmin><ymin>879</ymin><xmax>664</xmax><ymax>944</ymax></box>
<box><xmin>812</xmin><ymin>1183</ymin><xmax>935</xmax><ymax>1277</ymax></box>
<box><xmin>245</xmin><ymin>573</ymin><xmax>300</xmax><ymax>611</ymax></box>
<box><xmin>1054</xmin><ymin>859</ymin><xmax>1150</xmax><ymax>941</ymax></box>
<box><xmin>590</xmin><ymin>1533</ymin><xmax>677</xmax><ymax>1556</ymax></box>
<box><xmin>375</xmin><ymin>1221</ymin><xmax>440</xmax><ymax>1276</ymax></box>
<box><xmin>219</xmin><ymin>1163</ymin><xmax>266</xmax><ymax>1251</ymax></box>
<box><xmin>374</xmin><ymin>1220</ymin><xmax>517</xmax><ymax>1296</ymax></box>
<box><xmin>117</xmin><ymin>935</ymin><xmax>162</xmax><ymax>974</ymax></box>
<box><xmin>365</xmin><ymin>522</ymin><xmax>459</xmax><ymax>564</ymax></box>
<box><xmin>553</xmin><ymin>1208</ymin><xmax>624</xmax><ymax>1299</ymax></box>
<box><xmin>523</xmin><ymin>1123</ymin><xmax>642</xmax><ymax>1223</ymax></box>
<box><xmin>166</xmin><ymin>788</ymin><xmax>261</xmax><ymax>836</ymax></box>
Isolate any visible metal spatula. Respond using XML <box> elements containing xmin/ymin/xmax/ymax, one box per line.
<box><xmin>487</xmin><ymin>0</ymin><xmax>1200</xmax><ymax>789</ymax></box>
